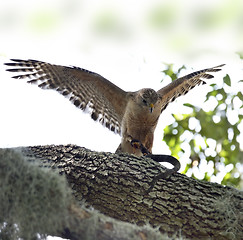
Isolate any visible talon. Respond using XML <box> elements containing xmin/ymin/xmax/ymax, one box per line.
<box><xmin>131</xmin><ymin>140</ymin><xmax>141</xmax><ymax>149</ymax></box>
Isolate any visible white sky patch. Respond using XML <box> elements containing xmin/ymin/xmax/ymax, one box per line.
<box><xmin>0</xmin><ymin>0</ymin><xmax>242</xmax><ymax>152</ymax></box>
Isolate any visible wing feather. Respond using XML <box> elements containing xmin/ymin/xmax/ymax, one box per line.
<box><xmin>157</xmin><ymin>64</ymin><xmax>225</xmax><ymax>112</ymax></box>
<box><xmin>5</xmin><ymin>59</ymin><xmax>129</xmax><ymax>134</ymax></box>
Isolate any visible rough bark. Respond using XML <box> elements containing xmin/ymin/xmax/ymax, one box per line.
<box><xmin>0</xmin><ymin>148</ymin><xmax>166</xmax><ymax>240</ymax></box>
<box><xmin>18</xmin><ymin>144</ymin><xmax>243</xmax><ymax>240</ymax></box>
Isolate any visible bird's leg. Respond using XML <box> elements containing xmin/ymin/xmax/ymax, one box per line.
<box><xmin>127</xmin><ymin>135</ymin><xmax>151</xmax><ymax>155</ymax></box>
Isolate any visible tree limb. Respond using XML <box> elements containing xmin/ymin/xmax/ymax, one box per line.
<box><xmin>18</xmin><ymin>144</ymin><xmax>242</xmax><ymax>240</ymax></box>
<box><xmin>0</xmin><ymin>148</ymin><xmax>167</xmax><ymax>240</ymax></box>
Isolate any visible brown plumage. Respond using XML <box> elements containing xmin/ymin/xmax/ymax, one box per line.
<box><xmin>5</xmin><ymin>59</ymin><xmax>224</xmax><ymax>156</ymax></box>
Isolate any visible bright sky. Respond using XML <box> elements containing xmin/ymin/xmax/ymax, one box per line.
<box><xmin>0</xmin><ymin>0</ymin><xmax>243</xmax><ymax>238</ymax></box>
<box><xmin>0</xmin><ymin>0</ymin><xmax>242</xmax><ymax>155</ymax></box>
<box><xmin>0</xmin><ymin>0</ymin><xmax>242</xmax><ymax>154</ymax></box>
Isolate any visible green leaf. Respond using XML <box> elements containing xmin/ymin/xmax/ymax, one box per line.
<box><xmin>237</xmin><ymin>92</ymin><xmax>243</xmax><ymax>101</ymax></box>
<box><xmin>183</xmin><ymin>103</ymin><xmax>194</xmax><ymax>108</ymax></box>
<box><xmin>223</xmin><ymin>74</ymin><xmax>231</xmax><ymax>86</ymax></box>
<box><xmin>177</xmin><ymin>65</ymin><xmax>186</xmax><ymax>74</ymax></box>
<box><xmin>162</xmin><ymin>63</ymin><xmax>186</xmax><ymax>82</ymax></box>
<box><xmin>162</xmin><ymin>64</ymin><xmax>177</xmax><ymax>81</ymax></box>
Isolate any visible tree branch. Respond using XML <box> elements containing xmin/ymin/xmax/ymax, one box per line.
<box><xmin>19</xmin><ymin>144</ymin><xmax>243</xmax><ymax>240</ymax></box>
<box><xmin>0</xmin><ymin>148</ymin><xmax>167</xmax><ymax>240</ymax></box>
<box><xmin>1</xmin><ymin>145</ymin><xmax>242</xmax><ymax>239</ymax></box>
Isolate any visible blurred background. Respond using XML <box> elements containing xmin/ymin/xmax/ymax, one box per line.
<box><xmin>0</xmin><ymin>0</ymin><xmax>242</xmax><ymax>188</ymax></box>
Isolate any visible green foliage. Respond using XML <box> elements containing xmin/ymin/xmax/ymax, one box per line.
<box><xmin>162</xmin><ymin>64</ymin><xmax>186</xmax><ymax>81</ymax></box>
<box><xmin>162</xmin><ymin>63</ymin><xmax>243</xmax><ymax>188</ymax></box>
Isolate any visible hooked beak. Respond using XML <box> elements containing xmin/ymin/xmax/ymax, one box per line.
<box><xmin>150</xmin><ymin>103</ymin><xmax>154</xmax><ymax>113</ymax></box>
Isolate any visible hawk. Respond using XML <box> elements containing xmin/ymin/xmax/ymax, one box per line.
<box><xmin>5</xmin><ymin>59</ymin><xmax>224</xmax><ymax>156</ymax></box>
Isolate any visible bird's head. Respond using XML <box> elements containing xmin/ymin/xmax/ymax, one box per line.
<box><xmin>137</xmin><ymin>88</ymin><xmax>160</xmax><ymax>113</ymax></box>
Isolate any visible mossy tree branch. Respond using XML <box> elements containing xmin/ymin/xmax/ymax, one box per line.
<box><xmin>20</xmin><ymin>144</ymin><xmax>243</xmax><ymax>240</ymax></box>
<box><xmin>1</xmin><ymin>145</ymin><xmax>242</xmax><ymax>240</ymax></box>
<box><xmin>0</xmin><ymin>148</ymin><xmax>164</xmax><ymax>240</ymax></box>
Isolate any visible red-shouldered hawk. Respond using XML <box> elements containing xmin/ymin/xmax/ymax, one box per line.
<box><xmin>5</xmin><ymin>59</ymin><xmax>224</xmax><ymax>156</ymax></box>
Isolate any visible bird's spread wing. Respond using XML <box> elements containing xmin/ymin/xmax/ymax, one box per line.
<box><xmin>157</xmin><ymin>64</ymin><xmax>225</xmax><ymax>112</ymax></box>
<box><xmin>5</xmin><ymin>59</ymin><xmax>129</xmax><ymax>134</ymax></box>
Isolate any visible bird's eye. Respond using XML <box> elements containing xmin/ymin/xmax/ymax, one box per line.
<box><xmin>142</xmin><ymin>99</ymin><xmax>147</xmax><ymax>105</ymax></box>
